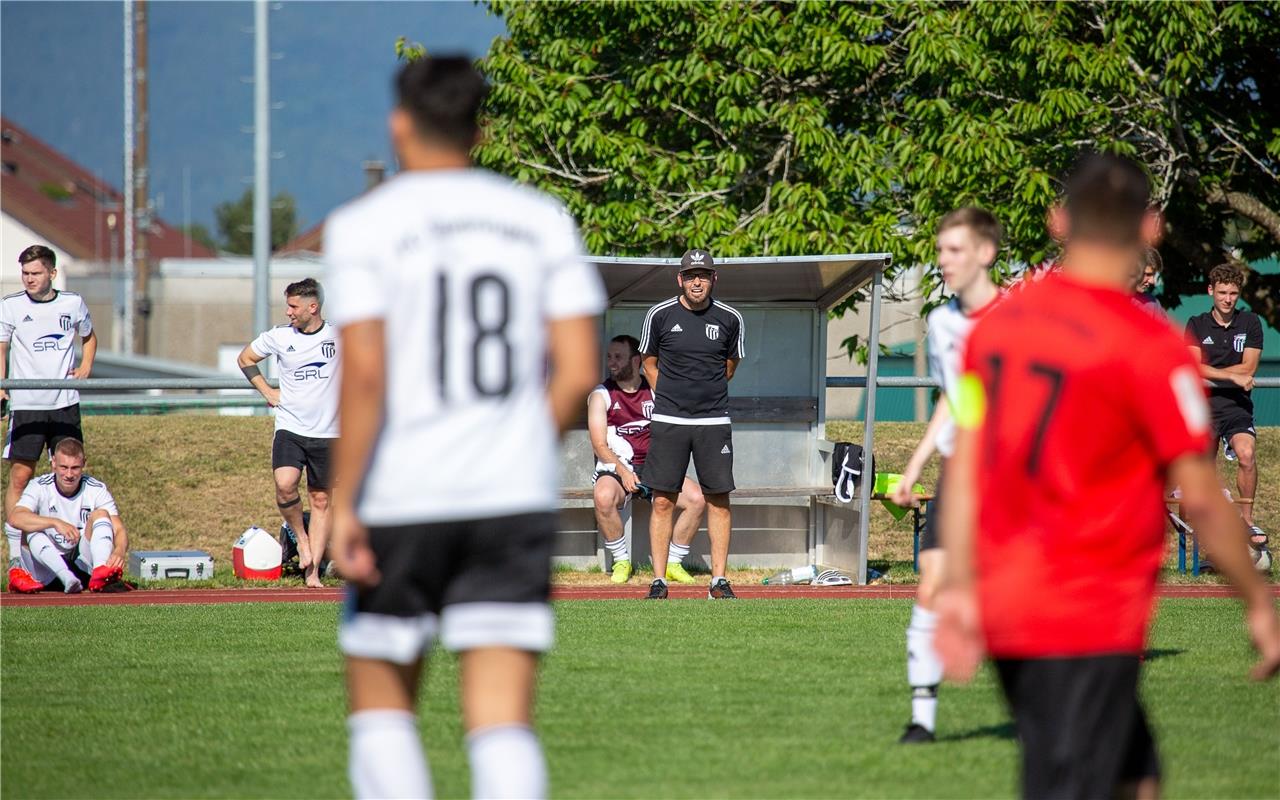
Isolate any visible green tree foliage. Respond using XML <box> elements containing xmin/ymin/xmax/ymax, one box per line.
<box><xmin>213</xmin><ymin>190</ymin><xmax>299</xmax><ymax>255</ymax></box>
<box><xmin>180</xmin><ymin>223</ymin><xmax>217</xmax><ymax>253</ymax></box>
<box><xmin>405</xmin><ymin>1</ymin><xmax>1280</xmax><ymax>328</ymax></box>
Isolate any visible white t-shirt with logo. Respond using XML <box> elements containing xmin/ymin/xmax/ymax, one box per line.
<box><xmin>16</xmin><ymin>474</ymin><xmax>119</xmax><ymax>554</ymax></box>
<box><xmin>326</xmin><ymin>169</ymin><xmax>606</xmax><ymax>525</ymax></box>
<box><xmin>249</xmin><ymin>321</ymin><xmax>341</xmax><ymax>438</ymax></box>
<box><xmin>0</xmin><ymin>291</ymin><xmax>93</xmax><ymax>410</ymax></box>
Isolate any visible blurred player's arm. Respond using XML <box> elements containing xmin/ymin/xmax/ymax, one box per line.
<box><xmin>236</xmin><ymin>345</ymin><xmax>280</xmax><ymax>407</ymax></box>
<box><xmin>71</xmin><ymin>328</ymin><xmax>97</xmax><ymax>380</ymax></box>
<box><xmin>890</xmin><ymin>400</ymin><xmax>950</xmax><ymax>507</ymax></box>
<box><xmin>0</xmin><ymin>340</ymin><xmax>8</xmax><ymax>408</ymax></box>
<box><xmin>7</xmin><ymin>505</ymin><xmax>80</xmax><ymax>543</ymax></box>
<box><xmin>934</xmin><ymin>374</ymin><xmax>985</xmax><ymax>683</ymax></box>
<box><xmin>548</xmin><ymin>315</ymin><xmax>601</xmax><ymax>436</ymax></box>
<box><xmin>642</xmin><ymin>354</ymin><xmax>659</xmax><ymax>391</ymax></box>
<box><xmin>588</xmin><ymin>390</ymin><xmax>636</xmax><ymax>492</ymax></box>
<box><xmin>330</xmin><ymin>319</ymin><xmax>386</xmax><ymax>588</ymax></box>
<box><xmin>1169</xmin><ymin>454</ymin><xmax>1280</xmax><ymax>680</ymax></box>
<box><xmin>724</xmin><ymin>357</ymin><xmax>739</xmax><ymax>381</ymax></box>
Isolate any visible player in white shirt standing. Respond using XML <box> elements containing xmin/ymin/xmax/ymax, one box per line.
<box><xmin>326</xmin><ymin>57</ymin><xmax>603</xmax><ymax>800</ymax></box>
<box><xmin>1</xmin><ymin>245</ymin><xmax>97</xmax><ymax>593</ymax></box>
<box><xmin>7</xmin><ymin>438</ymin><xmax>127</xmax><ymax>593</ymax></box>
<box><xmin>889</xmin><ymin>208</ymin><xmax>1003</xmax><ymax>743</ymax></box>
<box><xmin>238</xmin><ymin>278</ymin><xmax>340</xmax><ymax>589</ymax></box>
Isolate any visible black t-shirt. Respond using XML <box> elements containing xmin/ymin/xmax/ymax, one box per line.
<box><xmin>1185</xmin><ymin>309</ymin><xmax>1264</xmax><ymax>409</ymax></box>
<box><xmin>639</xmin><ymin>296</ymin><xmax>745</xmax><ymax>422</ymax></box>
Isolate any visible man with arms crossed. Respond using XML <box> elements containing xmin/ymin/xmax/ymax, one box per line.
<box><xmin>1185</xmin><ymin>264</ymin><xmax>1266</xmax><ymax>555</ymax></box>
<box><xmin>889</xmin><ymin>208</ymin><xmax>1002</xmax><ymax>744</ymax></box>
<box><xmin>7</xmin><ymin>438</ymin><xmax>127</xmax><ymax>593</ymax></box>
<box><xmin>327</xmin><ymin>57</ymin><xmax>603</xmax><ymax>799</ymax></box>
<box><xmin>640</xmin><ymin>248</ymin><xmax>744</xmax><ymax>600</ymax></box>
<box><xmin>591</xmin><ymin>334</ymin><xmax>705</xmax><ymax>584</ymax></box>
<box><xmin>238</xmin><ymin>278</ymin><xmax>340</xmax><ymax>588</ymax></box>
<box><xmin>1</xmin><ymin>245</ymin><xmax>97</xmax><ymax>593</ymax></box>
<box><xmin>936</xmin><ymin>153</ymin><xmax>1280</xmax><ymax>799</ymax></box>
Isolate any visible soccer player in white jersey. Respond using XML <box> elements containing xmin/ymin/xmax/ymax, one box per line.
<box><xmin>1</xmin><ymin>245</ymin><xmax>97</xmax><ymax>593</ymax></box>
<box><xmin>888</xmin><ymin>208</ymin><xmax>1003</xmax><ymax>743</ymax></box>
<box><xmin>326</xmin><ymin>57</ymin><xmax>603</xmax><ymax>800</ymax></box>
<box><xmin>7</xmin><ymin>438</ymin><xmax>127</xmax><ymax>593</ymax></box>
<box><xmin>238</xmin><ymin>278</ymin><xmax>340</xmax><ymax>588</ymax></box>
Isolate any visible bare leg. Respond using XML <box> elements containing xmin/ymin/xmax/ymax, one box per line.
<box><xmin>274</xmin><ymin>466</ymin><xmax>311</xmax><ymax>570</ymax></box>
<box><xmin>648</xmin><ymin>491</ymin><xmax>677</xmax><ymax>580</ymax></box>
<box><xmin>1231</xmin><ymin>433</ymin><xmax>1257</xmax><ymax>527</ymax></box>
<box><xmin>593</xmin><ymin>479</ymin><xmax>626</xmax><ymax>546</ymax></box>
<box><xmin>705</xmin><ymin>492</ymin><xmax>731</xmax><ymax>577</ymax></box>
<box><xmin>671</xmin><ymin>478</ymin><xmax>705</xmax><ymax>548</ymax></box>
<box><xmin>460</xmin><ymin>647</ymin><xmax>546</xmax><ymax>799</ymax></box>
<box><xmin>304</xmin><ymin>488</ymin><xmax>330</xmax><ymax>587</ymax></box>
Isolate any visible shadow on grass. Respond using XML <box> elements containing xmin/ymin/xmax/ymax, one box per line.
<box><xmin>1143</xmin><ymin>648</ymin><xmax>1185</xmax><ymax>662</ymax></box>
<box><xmin>939</xmin><ymin>721</ymin><xmax>1017</xmax><ymax>742</ymax></box>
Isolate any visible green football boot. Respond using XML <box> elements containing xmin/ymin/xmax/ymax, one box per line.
<box><xmin>610</xmin><ymin>559</ymin><xmax>634</xmax><ymax>584</ymax></box>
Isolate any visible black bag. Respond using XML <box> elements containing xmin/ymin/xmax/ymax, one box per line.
<box><xmin>832</xmin><ymin>442</ymin><xmax>871</xmax><ymax>504</ymax></box>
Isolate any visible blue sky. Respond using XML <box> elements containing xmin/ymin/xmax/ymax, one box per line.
<box><xmin>1</xmin><ymin>1</ymin><xmax>506</xmax><ymax>234</ymax></box>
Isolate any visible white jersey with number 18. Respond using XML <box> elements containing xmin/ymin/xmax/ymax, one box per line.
<box><xmin>326</xmin><ymin>170</ymin><xmax>606</xmax><ymax>526</ymax></box>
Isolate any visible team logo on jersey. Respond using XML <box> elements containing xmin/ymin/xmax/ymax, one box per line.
<box><xmin>611</xmin><ymin>401</ymin><xmax>621</xmax><ymax>412</ymax></box>
<box><xmin>1233</xmin><ymin>333</ymin><xmax>1247</xmax><ymax>353</ymax></box>
<box><xmin>641</xmin><ymin>400</ymin><xmax>654</xmax><ymax>418</ymax></box>
<box><xmin>59</xmin><ymin>314</ymin><xmax>72</xmax><ymax>331</ymax></box>
<box><xmin>321</xmin><ymin>339</ymin><xmax>336</xmax><ymax>359</ymax></box>
<box><xmin>671</xmin><ymin>324</ymin><xmax>683</xmax><ymax>333</ymax></box>
<box><xmin>705</xmin><ymin>324</ymin><xmax>720</xmax><ymax>341</ymax></box>
<box><xmin>21</xmin><ymin>314</ymin><xmax>33</xmax><ymax>323</ymax></box>
<box><xmin>80</xmin><ymin>507</ymin><xmax>91</xmax><ymax>526</ymax></box>
<box><xmin>287</xmin><ymin>345</ymin><xmax>296</xmax><ymax>352</ymax></box>
<box><xmin>1201</xmin><ymin>336</ymin><xmax>1214</xmax><ymax>345</ymax></box>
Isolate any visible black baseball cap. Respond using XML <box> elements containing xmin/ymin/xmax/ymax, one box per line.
<box><xmin>679</xmin><ymin>248</ymin><xmax>715</xmax><ymax>273</ymax></box>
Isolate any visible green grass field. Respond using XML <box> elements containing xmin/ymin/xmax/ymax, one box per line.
<box><xmin>3</xmin><ymin>599</ymin><xmax>1277</xmax><ymax>799</ymax></box>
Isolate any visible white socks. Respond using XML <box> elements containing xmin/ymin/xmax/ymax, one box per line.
<box><xmin>907</xmin><ymin>604</ymin><xmax>941</xmax><ymax>731</ymax></box>
<box><xmin>348</xmin><ymin>710</ymin><xmax>432</xmax><ymax>799</ymax></box>
<box><xmin>28</xmin><ymin>532</ymin><xmax>79</xmax><ymax>593</ymax></box>
<box><xmin>5</xmin><ymin>524</ymin><xmax>21</xmax><ymax>569</ymax></box>
<box><xmin>603</xmin><ymin>535</ymin><xmax>629</xmax><ymax>563</ymax></box>
<box><xmin>467</xmin><ymin>724</ymin><xmax>547</xmax><ymax>800</ymax></box>
<box><xmin>89</xmin><ymin>518</ymin><xmax>114</xmax><ymax>567</ymax></box>
<box><xmin>668</xmin><ymin>541</ymin><xmax>690</xmax><ymax>565</ymax></box>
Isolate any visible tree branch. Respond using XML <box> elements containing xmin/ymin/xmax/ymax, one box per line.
<box><xmin>1205</xmin><ymin>187</ymin><xmax>1280</xmax><ymax>244</ymax></box>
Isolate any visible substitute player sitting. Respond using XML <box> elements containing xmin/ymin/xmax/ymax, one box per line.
<box><xmin>6</xmin><ymin>438</ymin><xmax>127</xmax><ymax>593</ymax></box>
<box><xmin>591</xmin><ymin>334</ymin><xmax>705</xmax><ymax>584</ymax></box>
<box><xmin>238</xmin><ymin>278</ymin><xmax>340</xmax><ymax>588</ymax></box>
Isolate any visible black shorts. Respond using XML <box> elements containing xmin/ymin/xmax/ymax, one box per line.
<box><xmin>643</xmin><ymin>421</ymin><xmax>734</xmax><ymax>495</ymax></box>
<box><xmin>2</xmin><ymin>405</ymin><xmax>82</xmax><ymax>463</ymax></box>
<box><xmin>271</xmin><ymin>430</ymin><xmax>332</xmax><ymax>489</ymax></box>
<box><xmin>996</xmin><ymin>655</ymin><xmax>1159</xmax><ymax>799</ymax></box>
<box><xmin>921</xmin><ymin>461</ymin><xmax>945</xmax><ymax>552</ymax></box>
<box><xmin>338</xmin><ymin>512</ymin><xmax>556</xmax><ymax>663</ymax></box>
<box><xmin>1211</xmin><ymin>401</ymin><xmax>1256</xmax><ymax>447</ymax></box>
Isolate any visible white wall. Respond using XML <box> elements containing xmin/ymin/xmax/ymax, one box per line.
<box><xmin>0</xmin><ymin>214</ymin><xmax>71</xmax><ymax>292</ymax></box>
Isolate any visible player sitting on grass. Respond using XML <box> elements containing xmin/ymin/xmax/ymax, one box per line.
<box><xmin>6</xmin><ymin>437</ymin><xmax>127</xmax><ymax>593</ymax></box>
<box><xmin>591</xmin><ymin>334</ymin><xmax>705</xmax><ymax>584</ymax></box>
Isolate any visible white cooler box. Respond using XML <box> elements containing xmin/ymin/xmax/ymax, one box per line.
<box><xmin>128</xmin><ymin>550</ymin><xmax>215</xmax><ymax>582</ymax></box>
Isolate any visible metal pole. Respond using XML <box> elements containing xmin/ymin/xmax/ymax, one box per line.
<box><xmin>252</xmin><ymin>0</ymin><xmax>270</xmax><ymax>338</ymax></box>
<box><xmin>856</xmin><ymin>264</ymin><xmax>886</xmax><ymax>585</ymax></box>
<box><xmin>122</xmin><ymin>0</ymin><xmax>134</xmax><ymax>355</ymax></box>
<box><xmin>132</xmin><ymin>0</ymin><xmax>149</xmax><ymax>355</ymax></box>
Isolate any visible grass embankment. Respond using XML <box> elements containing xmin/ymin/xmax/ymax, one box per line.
<box><xmin>1</xmin><ymin>417</ymin><xmax>1274</xmax><ymax>584</ymax></box>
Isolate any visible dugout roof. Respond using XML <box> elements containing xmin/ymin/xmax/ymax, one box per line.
<box><xmin>592</xmin><ymin>253</ymin><xmax>893</xmax><ymax>308</ymax></box>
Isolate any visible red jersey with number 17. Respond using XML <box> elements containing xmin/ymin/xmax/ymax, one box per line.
<box><xmin>961</xmin><ymin>273</ymin><xmax>1211</xmax><ymax>657</ymax></box>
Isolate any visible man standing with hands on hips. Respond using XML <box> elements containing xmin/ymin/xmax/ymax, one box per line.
<box><xmin>640</xmin><ymin>249</ymin><xmax>744</xmax><ymax>599</ymax></box>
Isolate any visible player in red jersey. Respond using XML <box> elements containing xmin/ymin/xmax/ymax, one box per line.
<box><xmin>935</xmin><ymin>153</ymin><xmax>1280</xmax><ymax>799</ymax></box>
<box><xmin>589</xmin><ymin>335</ymin><xmax>705</xmax><ymax>584</ymax></box>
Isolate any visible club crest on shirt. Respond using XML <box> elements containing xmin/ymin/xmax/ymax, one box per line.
<box><xmin>80</xmin><ymin>507</ymin><xmax>91</xmax><ymax>526</ymax></box>
<box><xmin>59</xmin><ymin>314</ymin><xmax>72</xmax><ymax>332</ymax></box>
<box><xmin>705</xmin><ymin>324</ymin><xmax>720</xmax><ymax>341</ymax></box>
<box><xmin>641</xmin><ymin>400</ymin><xmax>654</xmax><ymax>418</ymax></box>
<box><xmin>1233</xmin><ymin>333</ymin><xmax>1247</xmax><ymax>353</ymax></box>
<box><xmin>322</xmin><ymin>339</ymin><xmax>336</xmax><ymax>359</ymax></box>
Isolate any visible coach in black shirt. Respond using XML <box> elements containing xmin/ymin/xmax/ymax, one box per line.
<box><xmin>639</xmin><ymin>249</ymin><xmax>744</xmax><ymax>599</ymax></box>
<box><xmin>1186</xmin><ymin>263</ymin><xmax>1264</xmax><ymax>534</ymax></box>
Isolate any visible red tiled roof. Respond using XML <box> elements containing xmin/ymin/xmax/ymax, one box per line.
<box><xmin>0</xmin><ymin>116</ymin><xmax>213</xmax><ymax>261</ymax></box>
<box><xmin>278</xmin><ymin>219</ymin><xmax>324</xmax><ymax>255</ymax></box>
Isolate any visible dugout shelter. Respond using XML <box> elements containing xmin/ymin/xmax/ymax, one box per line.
<box><xmin>558</xmin><ymin>253</ymin><xmax>893</xmax><ymax>584</ymax></box>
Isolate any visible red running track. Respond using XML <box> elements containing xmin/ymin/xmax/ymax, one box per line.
<box><xmin>0</xmin><ymin>583</ymin><xmax>1271</xmax><ymax>608</ymax></box>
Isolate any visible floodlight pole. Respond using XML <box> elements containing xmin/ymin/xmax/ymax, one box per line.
<box><xmin>252</xmin><ymin>0</ymin><xmax>270</xmax><ymax>338</ymax></box>
<box><xmin>856</xmin><ymin>264</ymin><xmax>885</xmax><ymax>585</ymax></box>
<box><xmin>122</xmin><ymin>0</ymin><xmax>134</xmax><ymax>354</ymax></box>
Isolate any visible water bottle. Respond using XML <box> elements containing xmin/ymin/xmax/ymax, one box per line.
<box><xmin>763</xmin><ymin>564</ymin><xmax>818</xmax><ymax>585</ymax></box>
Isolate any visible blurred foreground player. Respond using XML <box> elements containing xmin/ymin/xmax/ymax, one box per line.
<box><xmin>936</xmin><ymin>153</ymin><xmax>1280</xmax><ymax>799</ymax></box>
<box><xmin>327</xmin><ymin>57</ymin><xmax>604</xmax><ymax>799</ymax></box>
